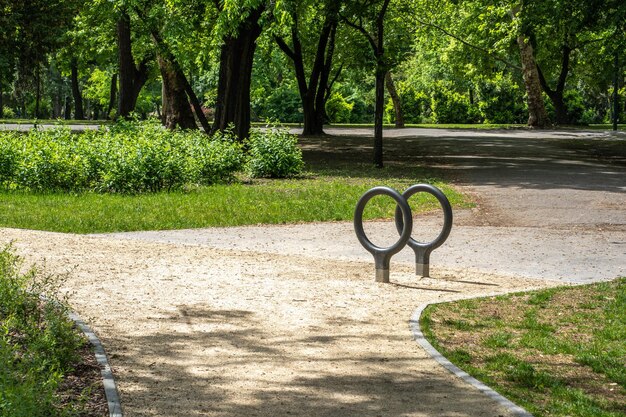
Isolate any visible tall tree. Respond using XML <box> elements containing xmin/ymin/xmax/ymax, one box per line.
<box><xmin>117</xmin><ymin>9</ymin><xmax>152</xmax><ymax>118</ymax></box>
<box><xmin>343</xmin><ymin>0</ymin><xmax>392</xmax><ymax>168</ymax></box>
<box><xmin>274</xmin><ymin>0</ymin><xmax>340</xmax><ymax>135</ymax></box>
<box><xmin>510</xmin><ymin>4</ymin><xmax>550</xmax><ymax>127</ymax></box>
<box><xmin>211</xmin><ymin>3</ymin><xmax>266</xmax><ymax>141</ymax></box>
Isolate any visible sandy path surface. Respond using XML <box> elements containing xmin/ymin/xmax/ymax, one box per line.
<box><xmin>2</xmin><ymin>228</ymin><xmax>552</xmax><ymax>417</ymax></box>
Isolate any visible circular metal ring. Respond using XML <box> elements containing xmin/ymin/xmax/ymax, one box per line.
<box><xmin>354</xmin><ymin>186</ymin><xmax>413</xmax><ymax>256</ymax></box>
<box><xmin>394</xmin><ymin>184</ymin><xmax>453</xmax><ymax>251</ymax></box>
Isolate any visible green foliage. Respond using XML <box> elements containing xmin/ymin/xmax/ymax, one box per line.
<box><xmin>386</xmin><ymin>84</ymin><xmax>430</xmax><ymax>124</ymax></box>
<box><xmin>246</xmin><ymin>127</ymin><xmax>304</xmax><ymax>178</ymax></box>
<box><xmin>1</xmin><ymin>107</ymin><xmax>15</xmax><ymax>119</ymax></box>
<box><xmin>476</xmin><ymin>75</ymin><xmax>527</xmax><ymax>124</ymax></box>
<box><xmin>0</xmin><ymin>121</ymin><xmax>245</xmax><ymax>193</ymax></box>
<box><xmin>253</xmin><ymin>84</ymin><xmax>303</xmax><ymax>123</ymax></box>
<box><xmin>0</xmin><ymin>245</ymin><xmax>85</xmax><ymax>416</ymax></box>
<box><xmin>431</xmin><ymin>83</ymin><xmax>473</xmax><ymax>124</ymax></box>
<box><xmin>326</xmin><ymin>92</ymin><xmax>354</xmax><ymax>123</ymax></box>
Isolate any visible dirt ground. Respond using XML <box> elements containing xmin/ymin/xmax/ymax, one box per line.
<box><xmin>2</xmin><ymin>228</ymin><xmax>553</xmax><ymax>417</ymax></box>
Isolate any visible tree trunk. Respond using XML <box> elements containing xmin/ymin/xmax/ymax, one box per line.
<box><xmin>117</xmin><ymin>11</ymin><xmax>135</xmax><ymax>117</ymax></box>
<box><xmin>276</xmin><ymin>9</ymin><xmax>338</xmax><ymax>136</ymax></box>
<box><xmin>158</xmin><ymin>54</ymin><xmax>197</xmax><ymax>130</ymax></box>
<box><xmin>64</xmin><ymin>96</ymin><xmax>72</xmax><ymax>120</ymax></box>
<box><xmin>374</xmin><ymin>63</ymin><xmax>385</xmax><ymax>168</ymax></box>
<box><xmin>613</xmin><ymin>51</ymin><xmax>619</xmax><ymax>131</ymax></box>
<box><xmin>372</xmin><ymin>0</ymin><xmax>391</xmax><ymax>168</ymax></box>
<box><xmin>117</xmin><ymin>11</ymin><xmax>150</xmax><ymax>118</ymax></box>
<box><xmin>385</xmin><ymin>71</ymin><xmax>404</xmax><ymax>128</ymax></box>
<box><xmin>107</xmin><ymin>73</ymin><xmax>117</xmax><ymax>119</ymax></box>
<box><xmin>212</xmin><ymin>6</ymin><xmax>264</xmax><ymax>141</ymax></box>
<box><xmin>537</xmin><ymin>42</ymin><xmax>572</xmax><ymax>125</ymax></box>
<box><xmin>35</xmin><ymin>67</ymin><xmax>41</xmax><ymax>119</ymax></box>
<box><xmin>71</xmin><ymin>57</ymin><xmax>84</xmax><ymax>120</ymax></box>
<box><xmin>149</xmin><ymin>30</ymin><xmax>210</xmax><ymax>133</ymax></box>
<box><xmin>516</xmin><ymin>34</ymin><xmax>550</xmax><ymax>128</ymax></box>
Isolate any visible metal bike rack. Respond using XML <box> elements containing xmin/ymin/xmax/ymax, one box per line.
<box><xmin>354</xmin><ymin>184</ymin><xmax>453</xmax><ymax>282</ymax></box>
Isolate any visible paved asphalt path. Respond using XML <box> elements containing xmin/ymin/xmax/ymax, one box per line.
<box><xmin>103</xmin><ymin>127</ymin><xmax>626</xmax><ymax>284</ymax></box>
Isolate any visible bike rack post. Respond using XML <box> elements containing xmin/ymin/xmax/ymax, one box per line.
<box><xmin>354</xmin><ymin>186</ymin><xmax>413</xmax><ymax>283</ymax></box>
<box><xmin>394</xmin><ymin>184</ymin><xmax>453</xmax><ymax>277</ymax></box>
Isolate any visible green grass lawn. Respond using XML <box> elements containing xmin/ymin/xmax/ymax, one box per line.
<box><xmin>0</xmin><ymin>175</ymin><xmax>469</xmax><ymax>234</ymax></box>
<box><xmin>421</xmin><ymin>278</ymin><xmax>626</xmax><ymax>417</ymax></box>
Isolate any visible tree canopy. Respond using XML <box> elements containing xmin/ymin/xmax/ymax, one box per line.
<box><xmin>1</xmin><ymin>0</ymin><xmax>624</xmax><ymax>137</ymax></box>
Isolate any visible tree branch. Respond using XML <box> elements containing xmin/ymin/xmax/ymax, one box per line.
<box><xmin>274</xmin><ymin>36</ymin><xmax>296</xmax><ymax>61</ymax></box>
<box><xmin>341</xmin><ymin>14</ymin><xmax>378</xmax><ymax>53</ymax></box>
<box><xmin>414</xmin><ymin>18</ymin><xmax>522</xmax><ymax>71</ymax></box>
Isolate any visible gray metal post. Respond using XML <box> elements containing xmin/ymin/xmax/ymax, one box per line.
<box><xmin>354</xmin><ymin>186</ymin><xmax>413</xmax><ymax>283</ymax></box>
<box><xmin>394</xmin><ymin>184</ymin><xmax>453</xmax><ymax>278</ymax></box>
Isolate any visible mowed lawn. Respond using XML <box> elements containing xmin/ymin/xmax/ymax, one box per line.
<box><xmin>422</xmin><ymin>279</ymin><xmax>626</xmax><ymax>417</ymax></box>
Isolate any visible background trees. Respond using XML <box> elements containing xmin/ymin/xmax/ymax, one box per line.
<box><xmin>0</xmin><ymin>0</ymin><xmax>623</xmax><ymax>135</ymax></box>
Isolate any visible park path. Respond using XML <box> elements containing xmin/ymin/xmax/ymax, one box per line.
<box><xmin>109</xmin><ymin>127</ymin><xmax>626</xmax><ymax>283</ymax></box>
<box><xmin>2</xmin><ymin>127</ymin><xmax>625</xmax><ymax>416</ymax></box>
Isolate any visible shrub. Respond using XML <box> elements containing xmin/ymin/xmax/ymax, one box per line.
<box><xmin>2</xmin><ymin>106</ymin><xmax>16</xmax><ymax>119</ymax></box>
<box><xmin>0</xmin><ymin>132</ymin><xmax>18</xmax><ymax>185</ymax></box>
<box><xmin>15</xmin><ymin>128</ymin><xmax>90</xmax><ymax>191</ymax></box>
<box><xmin>188</xmin><ymin>129</ymin><xmax>244</xmax><ymax>185</ymax></box>
<box><xmin>0</xmin><ymin>120</ymin><xmax>245</xmax><ymax>193</ymax></box>
<box><xmin>431</xmin><ymin>84</ymin><xmax>471</xmax><ymax>124</ymax></box>
<box><xmin>476</xmin><ymin>75</ymin><xmax>526</xmax><ymax>124</ymax></box>
<box><xmin>326</xmin><ymin>92</ymin><xmax>354</xmax><ymax>123</ymax></box>
<box><xmin>0</xmin><ymin>245</ymin><xmax>85</xmax><ymax>416</ymax></box>
<box><xmin>245</xmin><ymin>127</ymin><xmax>304</xmax><ymax>178</ymax></box>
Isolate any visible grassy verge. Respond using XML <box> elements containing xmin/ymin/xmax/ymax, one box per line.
<box><xmin>0</xmin><ymin>246</ymin><xmax>102</xmax><ymax>416</ymax></box>
<box><xmin>421</xmin><ymin>278</ymin><xmax>626</xmax><ymax>417</ymax></box>
<box><xmin>0</xmin><ymin>175</ymin><xmax>469</xmax><ymax>233</ymax></box>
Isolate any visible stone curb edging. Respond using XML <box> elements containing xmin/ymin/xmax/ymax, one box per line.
<box><xmin>410</xmin><ymin>304</ymin><xmax>533</xmax><ymax>417</ymax></box>
<box><xmin>69</xmin><ymin>312</ymin><xmax>123</xmax><ymax>417</ymax></box>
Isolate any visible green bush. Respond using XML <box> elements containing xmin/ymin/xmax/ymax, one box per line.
<box><xmin>326</xmin><ymin>92</ymin><xmax>354</xmax><ymax>123</ymax></box>
<box><xmin>0</xmin><ymin>245</ymin><xmax>85</xmax><ymax>416</ymax></box>
<box><xmin>431</xmin><ymin>84</ymin><xmax>471</xmax><ymax>124</ymax></box>
<box><xmin>0</xmin><ymin>132</ymin><xmax>18</xmax><ymax>185</ymax></box>
<box><xmin>188</xmin><ymin>128</ymin><xmax>244</xmax><ymax>185</ymax></box>
<box><xmin>245</xmin><ymin>127</ymin><xmax>304</xmax><ymax>178</ymax></box>
<box><xmin>14</xmin><ymin>128</ymin><xmax>90</xmax><ymax>191</ymax></box>
<box><xmin>0</xmin><ymin>120</ymin><xmax>245</xmax><ymax>193</ymax></box>
<box><xmin>2</xmin><ymin>106</ymin><xmax>16</xmax><ymax>118</ymax></box>
<box><xmin>475</xmin><ymin>75</ymin><xmax>526</xmax><ymax>124</ymax></box>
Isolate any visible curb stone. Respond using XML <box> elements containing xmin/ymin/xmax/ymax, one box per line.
<box><xmin>410</xmin><ymin>303</ymin><xmax>533</xmax><ymax>417</ymax></box>
<box><xmin>69</xmin><ymin>312</ymin><xmax>123</xmax><ymax>417</ymax></box>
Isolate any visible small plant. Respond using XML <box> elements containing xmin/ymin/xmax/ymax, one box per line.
<box><xmin>245</xmin><ymin>127</ymin><xmax>304</xmax><ymax>178</ymax></box>
<box><xmin>0</xmin><ymin>245</ymin><xmax>87</xmax><ymax>416</ymax></box>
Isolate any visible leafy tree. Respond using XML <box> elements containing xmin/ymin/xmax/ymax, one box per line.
<box><xmin>342</xmin><ymin>0</ymin><xmax>392</xmax><ymax>167</ymax></box>
<box><xmin>274</xmin><ymin>0</ymin><xmax>341</xmax><ymax>135</ymax></box>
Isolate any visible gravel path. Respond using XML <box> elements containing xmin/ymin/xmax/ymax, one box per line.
<box><xmin>2</xmin><ymin>127</ymin><xmax>624</xmax><ymax>416</ymax></box>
